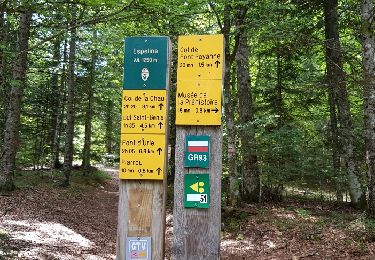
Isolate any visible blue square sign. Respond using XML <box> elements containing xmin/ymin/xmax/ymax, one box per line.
<box><xmin>123</xmin><ymin>36</ymin><xmax>169</xmax><ymax>90</ymax></box>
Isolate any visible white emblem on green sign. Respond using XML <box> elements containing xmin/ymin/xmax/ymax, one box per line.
<box><xmin>184</xmin><ymin>174</ymin><xmax>210</xmax><ymax>208</ymax></box>
<box><xmin>123</xmin><ymin>36</ymin><xmax>169</xmax><ymax>90</ymax></box>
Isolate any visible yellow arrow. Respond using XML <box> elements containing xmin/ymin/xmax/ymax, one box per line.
<box><xmin>190</xmin><ymin>182</ymin><xmax>204</xmax><ymax>193</ymax></box>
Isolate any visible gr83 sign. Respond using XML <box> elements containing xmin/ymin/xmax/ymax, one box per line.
<box><xmin>184</xmin><ymin>135</ymin><xmax>210</xmax><ymax>168</ymax></box>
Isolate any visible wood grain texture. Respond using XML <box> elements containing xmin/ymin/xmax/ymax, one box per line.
<box><xmin>128</xmin><ymin>187</ymin><xmax>152</xmax><ymax>236</ymax></box>
<box><xmin>172</xmin><ymin>126</ymin><xmax>222</xmax><ymax>260</ymax></box>
<box><xmin>116</xmin><ymin>38</ymin><xmax>171</xmax><ymax>260</ymax></box>
<box><xmin>116</xmin><ymin>180</ymin><xmax>167</xmax><ymax>259</ymax></box>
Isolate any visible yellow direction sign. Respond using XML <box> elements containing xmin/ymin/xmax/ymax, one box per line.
<box><xmin>176</xmin><ymin>80</ymin><xmax>222</xmax><ymax>125</ymax></box>
<box><xmin>121</xmin><ymin>90</ymin><xmax>167</xmax><ymax>134</ymax></box>
<box><xmin>120</xmin><ymin>134</ymin><xmax>166</xmax><ymax>180</ymax></box>
<box><xmin>177</xmin><ymin>34</ymin><xmax>224</xmax><ymax>81</ymax></box>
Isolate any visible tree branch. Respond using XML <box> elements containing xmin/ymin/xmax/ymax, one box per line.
<box><xmin>208</xmin><ymin>1</ymin><xmax>223</xmax><ymax>31</ymax></box>
<box><xmin>27</xmin><ymin>0</ymin><xmax>135</xmax><ymax>52</ymax></box>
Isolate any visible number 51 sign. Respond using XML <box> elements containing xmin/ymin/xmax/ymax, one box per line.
<box><xmin>184</xmin><ymin>174</ymin><xmax>210</xmax><ymax>208</ymax></box>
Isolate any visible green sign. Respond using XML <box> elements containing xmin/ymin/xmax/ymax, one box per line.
<box><xmin>184</xmin><ymin>174</ymin><xmax>210</xmax><ymax>208</ymax></box>
<box><xmin>184</xmin><ymin>135</ymin><xmax>210</xmax><ymax>168</ymax></box>
<box><xmin>123</xmin><ymin>36</ymin><xmax>169</xmax><ymax>90</ymax></box>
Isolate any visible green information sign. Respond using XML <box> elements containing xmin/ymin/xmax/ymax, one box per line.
<box><xmin>184</xmin><ymin>174</ymin><xmax>210</xmax><ymax>208</ymax></box>
<box><xmin>123</xmin><ymin>36</ymin><xmax>169</xmax><ymax>90</ymax></box>
<box><xmin>184</xmin><ymin>135</ymin><xmax>210</xmax><ymax>168</ymax></box>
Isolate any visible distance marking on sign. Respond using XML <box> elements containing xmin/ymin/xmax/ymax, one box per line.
<box><xmin>184</xmin><ymin>135</ymin><xmax>210</xmax><ymax>168</ymax></box>
<box><xmin>176</xmin><ymin>80</ymin><xmax>222</xmax><ymax>125</ymax></box>
<box><xmin>123</xmin><ymin>36</ymin><xmax>169</xmax><ymax>90</ymax></box>
<box><xmin>121</xmin><ymin>90</ymin><xmax>167</xmax><ymax>134</ymax></box>
<box><xmin>184</xmin><ymin>174</ymin><xmax>210</xmax><ymax>208</ymax></box>
<box><xmin>126</xmin><ymin>237</ymin><xmax>151</xmax><ymax>260</ymax></box>
<box><xmin>177</xmin><ymin>34</ymin><xmax>224</xmax><ymax>81</ymax></box>
<box><xmin>120</xmin><ymin>134</ymin><xmax>166</xmax><ymax>180</ymax></box>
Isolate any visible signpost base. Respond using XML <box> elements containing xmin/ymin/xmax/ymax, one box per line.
<box><xmin>172</xmin><ymin>126</ymin><xmax>222</xmax><ymax>259</ymax></box>
<box><xmin>116</xmin><ymin>180</ymin><xmax>167</xmax><ymax>259</ymax></box>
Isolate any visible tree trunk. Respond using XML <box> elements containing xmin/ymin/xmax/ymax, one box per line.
<box><xmin>223</xmin><ymin>4</ymin><xmax>239</xmax><ymax>206</ymax></box>
<box><xmin>0</xmin><ymin>10</ymin><xmax>32</xmax><ymax>192</ymax></box>
<box><xmin>53</xmin><ymin>39</ymin><xmax>68</xmax><ymax>168</ymax></box>
<box><xmin>82</xmin><ymin>31</ymin><xmax>97</xmax><ymax>171</ymax></box>
<box><xmin>105</xmin><ymin>99</ymin><xmax>113</xmax><ymax>155</ymax></box>
<box><xmin>168</xmin><ymin>82</ymin><xmax>176</xmax><ymax>184</ymax></box>
<box><xmin>327</xmin><ymin>77</ymin><xmax>343</xmax><ymax>201</ymax></box>
<box><xmin>0</xmin><ymin>10</ymin><xmax>7</xmax><ymax>145</ymax></box>
<box><xmin>361</xmin><ymin>0</ymin><xmax>375</xmax><ymax>215</ymax></box>
<box><xmin>62</xmin><ymin>13</ymin><xmax>77</xmax><ymax>187</ymax></box>
<box><xmin>236</xmin><ymin>25</ymin><xmax>260</xmax><ymax>202</ymax></box>
<box><xmin>323</xmin><ymin>0</ymin><xmax>363</xmax><ymax>205</ymax></box>
<box><xmin>50</xmin><ymin>38</ymin><xmax>61</xmax><ymax>169</ymax></box>
<box><xmin>275</xmin><ymin>54</ymin><xmax>284</xmax><ymax>127</ymax></box>
<box><xmin>0</xmin><ymin>10</ymin><xmax>4</xmax><ymax>92</ymax></box>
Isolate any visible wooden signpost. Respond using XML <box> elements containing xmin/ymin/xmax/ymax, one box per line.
<box><xmin>172</xmin><ymin>34</ymin><xmax>224</xmax><ymax>259</ymax></box>
<box><xmin>117</xmin><ymin>36</ymin><xmax>171</xmax><ymax>260</ymax></box>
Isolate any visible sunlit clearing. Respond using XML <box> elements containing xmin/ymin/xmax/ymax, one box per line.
<box><xmin>3</xmin><ymin>219</ymin><xmax>93</xmax><ymax>248</ymax></box>
<box><xmin>221</xmin><ymin>239</ymin><xmax>254</xmax><ymax>252</ymax></box>
<box><xmin>276</xmin><ymin>212</ymin><xmax>296</xmax><ymax>219</ymax></box>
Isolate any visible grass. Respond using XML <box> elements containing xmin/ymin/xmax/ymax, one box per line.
<box><xmin>14</xmin><ymin>167</ymin><xmax>112</xmax><ymax>190</ymax></box>
<box><xmin>0</xmin><ymin>229</ymin><xmax>9</xmax><ymax>240</ymax></box>
<box><xmin>0</xmin><ymin>229</ymin><xmax>17</xmax><ymax>260</ymax></box>
<box><xmin>222</xmin><ymin>208</ymin><xmax>250</xmax><ymax>232</ymax></box>
<box><xmin>293</xmin><ymin>208</ymin><xmax>312</xmax><ymax>218</ymax></box>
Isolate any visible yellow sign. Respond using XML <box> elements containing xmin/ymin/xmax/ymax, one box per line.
<box><xmin>119</xmin><ymin>134</ymin><xmax>166</xmax><ymax>180</ymax></box>
<box><xmin>176</xmin><ymin>80</ymin><xmax>222</xmax><ymax>125</ymax></box>
<box><xmin>121</xmin><ymin>90</ymin><xmax>167</xmax><ymax>134</ymax></box>
<box><xmin>177</xmin><ymin>34</ymin><xmax>224</xmax><ymax>81</ymax></box>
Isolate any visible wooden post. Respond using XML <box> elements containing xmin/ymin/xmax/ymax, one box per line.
<box><xmin>173</xmin><ymin>126</ymin><xmax>222</xmax><ymax>259</ymax></box>
<box><xmin>117</xmin><ymin>36</ymin><xmax>171</xmax><ymax>260</ymax></box>
<box><xmin>172</xmin><ymin>35</ymin><xmax>224</xmax><ymax>259</ymax></box>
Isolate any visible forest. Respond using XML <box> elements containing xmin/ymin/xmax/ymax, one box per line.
<box><xmin>1</xmin><ymin>0</ymin><xmax>375</xmax><ymax>259</ymax></box>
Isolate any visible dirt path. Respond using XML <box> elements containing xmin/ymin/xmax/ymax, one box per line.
<box><xmin>1</xmin><ymin>168</ymin><xmax>375</xmax><ymax>259</ymax></box>
<box><xmin>0</xmin><ymin>168</ymin><xmax>119</xmax><ymax>259</ymax></box>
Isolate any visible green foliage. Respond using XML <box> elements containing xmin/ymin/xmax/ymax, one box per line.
<box><xmin>14</xmin><ymin>168</ymin><xmax>111</xmax><ymax>189</ymax></box>
<box><xmin>0</xmin><ymin>0</ymin><xmax>367</xmax><ymax>200</ymax></box>
<box><xmin>0</xmin><ymin>229</ymin><xmax>9</xmax><ymax>240</ymax></box>
<box><xmin>222</xmin><ymin>208</ymin><xmax>249</xmax><ymax>232</ymax></box>
<box><xmin>294</xmin><ymin>208</ymin><xmax>312</xmax><ymax>218</ymax></box>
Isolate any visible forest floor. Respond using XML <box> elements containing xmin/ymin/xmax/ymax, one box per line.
<box><xmin>1</xmin><ymin>167</ymin><xmax>375</xmax><ymax>259</ymax></box>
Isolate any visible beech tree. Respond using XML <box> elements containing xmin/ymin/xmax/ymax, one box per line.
<box><xmin>323</xmin><ymin>0</ymin><xmax>363</xmax><ymax>205</ymax></box>
<box><xmin>0</xmin><ymin>9</ymin><xmax>32</xmax><ymax>192</ymax></box>
<box><xmin>236</xmin><ymin>14</ymin><xmax>260</xmax><ymax>203</ymax></box>
<box><xmin>361</xmin><ymin>0</ymin><xmax>375</xmax><ymax>215</ymax></box>
<box><xmin>62</xmin><ymin>9</ymin><xmax>77</xmax><ymax>187</ymax></box>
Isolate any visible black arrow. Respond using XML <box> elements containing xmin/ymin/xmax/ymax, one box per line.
<box><xmin>157</xmin><ymin>148</ymin><xmax>162</xmax><ymax>155</ymax></box>
<box><xmin>158</xmin><ymin>122</ymin><xmax>163</xmax><ymax>129</ymax></box>
<box><xmin>156</xmin><ymin>168</ymin><xmax>162</xmax><ymax>175</ymax></box>
<box><xmin>159</xmin><ymin>103</ymin><xmax>164</xmax><ymax>110</ymax></box>
<box><xmin>212</xmin><ymin>107</ymin><xmax>219</xmax><ymax>113</ymax></box>
<box><xmin>215</xmin><ymin>60</ymin><xmax>220</xmax><ymax>68</ymax></box>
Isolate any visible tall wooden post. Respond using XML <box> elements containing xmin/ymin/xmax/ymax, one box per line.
<box><xmin>172</xmin><ymin>35</ymin><xmax>224</xmax><ymax>259</ymax></box>
<box><xmin>117</xmin><ymin>36</ymin><xmax>171</xmax><ymax>260</ymax></box>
